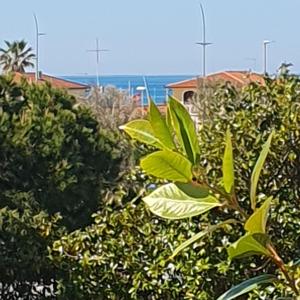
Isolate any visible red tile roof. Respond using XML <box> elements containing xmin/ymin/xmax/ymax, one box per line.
<box><xmin>13</xmin><ymin>72</ymin><xmax>88</xmax><ymax>90</ymax></box>
<box><xmin>166</xmin><ymin>71</ymin><xmax>265</xmax><ymax>89</ymax></box>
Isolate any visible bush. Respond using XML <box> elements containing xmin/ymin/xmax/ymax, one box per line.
<box><xmin>0</xmin><ymin>75</ymin><xmax>132</xmax><ymax>298</ymax></box>
<box><xmin>0</xmin><ymin>75</ymin><xmax>128</xmax><ymax>229</ymax></box>
<box><xmin>51</xmin><ymin>74</ymin><xmax>300</xmax><ymax>299</ymax></box>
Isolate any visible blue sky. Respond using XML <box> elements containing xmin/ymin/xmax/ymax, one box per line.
<box><xmin>1</xmin><ymin>0</ymin><xmax>299</xmax><ymax>75</ymax></box>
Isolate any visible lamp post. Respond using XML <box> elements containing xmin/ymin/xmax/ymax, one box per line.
<box><xmin>263</xmin><ymin>40</ymin><xmax>274</xmax><ymax>75</ymax></box>
<box><xmin>196</xmin><ymin>3</ymin><xmax>212</xmax><ymax>77</ymax></box>
<box><xmin>33</xmin><ymin>14</ymin><xmax>45</xmax><ymax>81</ymax></box>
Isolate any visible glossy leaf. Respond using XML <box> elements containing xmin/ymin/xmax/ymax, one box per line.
<box><xmin>149</xmin><ymin>99</ymin><xmax>175</xmax><ymax>150</ymax></box>
<box><xmin>168</xmin><ymin>96</ymin><xmax>200</xmax><ymax>164</ymax></box>
<box><xmin>217</xmin><ymin>274</ymin><xmax>277</xmax><ymax>300</ymax></box>
<box><xmin>140</xmin><ymin>150</ymin><xmax>193</xmax><ymax>182</ymax></box>
<box><xmin>120</xmin><ymin>120</ymin><xmax>163</xmax><ymax>148</ymax></box>
<box><xmin>143</xmin><ymin>183</ymin><xmax>221</xmax><ymax>219</ymax></box>
<box><xmin>250</xmin><ymin>131</ymin><xmax>274</xmax><ymax>211</ymax></box>
<box><xmin>245</xmin><ymin>197</ymin><xmax>272</xmax><ymax>234</ymax></box>
<box><xmin>175</xmin><ymin>182</ymin><xmax>209</xmax><ymax>198</ymax></box>
<box><xmin>223</xmin><ymin>129</ymin><xmax>234</xmax><ymax>193</ymax></box>
<box><xmin>228</xmin><ymin>233</ymin><xmax>271</xmax><ymax>260</ymax></box>
<box><xmin>170</xmin><ymin>219</ymin><xmax>236</xmax><ymax>259</ymax></box>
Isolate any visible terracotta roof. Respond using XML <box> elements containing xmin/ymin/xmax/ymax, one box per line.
<box><xmin>13</xmin><ymin>72</ymin><xmax>88</xmax><ymax>90</ymax></box>
<box><xmin>166</xmin><ymin>71</ymin><xmax>265</xmax><ymax>89</ymax></box>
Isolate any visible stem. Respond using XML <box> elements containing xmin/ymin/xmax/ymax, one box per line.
<box><xmin>268</xmin><ymin>244</ymin><xmax>299</xmax><ymax>296</ymax></box>
<box><xmin>200</xmin><ymin>180</ymin><xmax>248</xmax><ymax>220</ymax></box>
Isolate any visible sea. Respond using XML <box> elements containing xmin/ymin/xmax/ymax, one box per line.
<box><xmin>62</xmin><ymin>75</ymin><xmax>194</xmax><ymax>105</ymax></box>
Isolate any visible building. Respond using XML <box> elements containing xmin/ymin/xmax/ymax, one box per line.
<box><xmin>166</xmin><ymin>71</ymin><xmax>265</xmax><ymax>125</ymax></box>
<box><xmin>166</xmin><ymin>71</ymin><xmax>264</xmax><ymax>104</ymax></box>
<box><xmin>13</xmin><ymin>72</ymin><xmax>90</xmax><ymax>98</ymax></box>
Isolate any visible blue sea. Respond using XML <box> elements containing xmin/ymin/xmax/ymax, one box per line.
<box><xmin>62</xmin><ymin>75</ymin><xmax>194</xmax><ymax>104</ymax></box>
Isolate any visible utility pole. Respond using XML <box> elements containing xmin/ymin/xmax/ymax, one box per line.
<box><xmin>263</xmin><ymin>40</ymin><xmax>274</xmax><ymax>75</ymax></box>
<box><xmin>196</xmin><ymin>3</ymin><xmax>212</xmax><ymax>77</ymax></box>
<box><xmin>87</xmin><ymin>38</ymin><xmax>109</xmax><ymax>89</ymax></box>
<box><xmin>33</xmin><ymin>14</ymin><xmax>45</xmax><ymax>81</ymax></box>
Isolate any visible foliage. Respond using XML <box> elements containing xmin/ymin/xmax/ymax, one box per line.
<box><xmin>0</xmin><ymin>76</ymin><xmax>134</xmax><ymax>298</ymax></box>
<box><xmin>120</xmin><ymin>83</ymin><xmax>300</xmax><ymax>299</ymax></box>
<box><xmin>49</xmin><ymin>74</ymin><xmax>300</xmax><ymax>299</ymax></box>
<box><xmin>0</xmin><ymin>75</ymin><xmax>128</xmax><ymax>230</ymax></box>
<box><xmin>0</xmin><ymin>40</ymin><xmax>35</xmax><ymax>73</ymax></box>
<box><xmin>0</xmin><ymin>191</ymin><xmax>64</xmax><ymax>299</ymax></box>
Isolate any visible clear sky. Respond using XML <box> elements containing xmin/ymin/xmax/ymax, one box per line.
<box><xmin>1</xmin><ymin>0</ymin><xmax>299</xmax><ymax>76</ymax></box>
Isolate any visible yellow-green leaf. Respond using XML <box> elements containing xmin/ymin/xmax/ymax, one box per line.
<box><xmin>143</xmin><ymin>183</ymin><xmax>221</xmax><ymax>220</ymax></box>
<box><xmin>245</xmin><ymin>197</ymin><xmax>272</xmax><ymax>234</ymax></box>
<box><xmin>250</xmin><ymin>131</ymin><xmax>274</xmax><ymax>211</ymax></box>
<box><xmin>228</xmin><ymin>233</ymin><xmax>271</xmax><ymax>260</ymax></box>
<box><xmin>168</xmin><ymin>96</ymin><xmax>200</xmax><ymax>164</ymax></box>
<box><xmin>223</xmin><ymin>129</ymin><xmax>234</xmax><ymax>193</ymax></box>
<box><xmin>120</xmin><ymin>120</ymin><xmax>163</xmax><ymax>148</ymax></box>
<box><xmin>140</xmin><ymin>150</ymin><xmax>193</xmax><ymax>182</ymax></box>
<box><xmin>149</xmin><ymin>99</ymin><xmax>175</xmax><ymax>150</ymax></box>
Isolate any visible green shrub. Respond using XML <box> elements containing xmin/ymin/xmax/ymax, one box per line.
<box><xmin>0</xmin><ymin>75</ymin><xmax>128</xmax><ymax>230</ymax></box>
<box><xmin>0</xmin><ymin>75</ymin><xmax>132</xmax><ymax>298</ymax></box>
<box><xmin>51</xmin><ymin>74</ymin><xmax>300</xmax><ymax>299</ymax></box>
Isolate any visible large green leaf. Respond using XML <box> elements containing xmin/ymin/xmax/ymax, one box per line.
<box><xmin>168</xmin><ymin>96</ymin><xmax>200</xmax><ymax>164</ymax></box>
<box><xmin>170</xmin><ymin>219</ymin><xmax>236</xmax><ymax>259</ymax></box>
<box><xmin>250</xmin><ymin>131</ymin><xmax>274</xmax><ymax>211</ymax></box>
<box><xmin>149</xmin><ymin>99</ymin><xmax>175</xmax><ymax>150</ymax></box>
<box><xmin>222</xmin><ymin>129</ymin><xmax>234</xmax><ymax>193</ymax></box>
<box><xmin>143</xmin><ymin>183</ymin><xmax>221</xmax><ymax>219</ymax></box>
<box><xmin>120</xmin><ymin>120</ymin><xmax>163</xmax><ymax>148</ymax></box>
<box><xmin>216</xmin><ymin>274</ymin><xmax>277</xmax><ymax>300</ymax></box>
<box><xmin>140</xmin><ymin>150</ymin><xmax>193</xmax><ymax>182</ymax></box>
<box><xmin>228</xmin><ymin>233</ymin><xmax>271</xmax><ymax>260</ymax></box>
<box><xmin>245</xmin><ymin>197</ymin><xmax>272</xmax><ymax>234</ymax></box>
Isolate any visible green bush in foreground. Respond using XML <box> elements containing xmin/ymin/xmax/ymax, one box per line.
<box><xmin>51</xmin><ymin>75</ymin><xmax>300</xmax><ymax>299</ymax></box>
<box><xmin>0</xmin><ymin>75</ymin><xmax>132</xmax><ymax>298</ymax></box>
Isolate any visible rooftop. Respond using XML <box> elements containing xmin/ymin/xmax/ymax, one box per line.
<box><xmin>13</xmin><ymin>72</ymin><xmax>89</xmax><ymax>90</ymax></box>
<box><xmin>166</xmin><ymin>71</ymin><xmax>265</xmax><ymax>89</ymax></box>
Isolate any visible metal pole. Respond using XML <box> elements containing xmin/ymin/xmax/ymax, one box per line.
<box><xmin>263</xmin><ymin>42</ymin><xmax>267</xmax><ymax>75</ymax></box>
<box><xmin>196</xmin><ymin>3</ymin><xmax>212</xmax><ymax>78</ymax></box>
<box><xmin>33</xmin><ymin>14</ymin><xmax>45</xmax><ymax>81</ymax></box>
<box><xmin>200</xmin><ymin>3</ymin><xmax>206</xmax><ymax>77</ymax></box>
<box><xmin>33</xmin><ymin>14</ymin><xmax>39</xmax><ymax>81</ymax></box>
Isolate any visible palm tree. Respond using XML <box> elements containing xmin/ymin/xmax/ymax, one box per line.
<box><xmin>0</xmin><ymin>40</ymin><xmax>35</xmax><ymax>73</ymax></box>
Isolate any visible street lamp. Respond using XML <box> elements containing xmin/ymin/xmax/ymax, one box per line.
<box><xmin>263</xmin><ymin>40</ymin><xmax>274</xmax><ymax>75</ymax></box>
<box><xmin>33</xmin><ymin>14</ymin><xmax>46</xmax><ymax>81</ymax></box>
<box><xmin>136</xmin><ymin>86</ymin><xmax>146</xmax><ymax>115</ymax></box>
<box><xmin>196</xmin><ymin>3</ymin><xmax>212</xmax><ymax>77</ymax></box>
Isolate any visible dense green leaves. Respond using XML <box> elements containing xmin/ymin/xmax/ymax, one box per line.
<box><xmin>250</xmin><ymin>131</ymin><xmax>274</xmax><ymax>211</ymax></box>
<box><xmin>170</xmin><ymin>219</ymin><xmax>236</xmax><ymax>259</ymax></box>
<box><xmin>217</xmin><ymin>274</ymin><xmax>277</xmax><ymax>300</ymax></box>
<box><xmin>168</xmin><ymin>96</ymin><xmax>200</xmax><ymax>164</ymax></box>
<box><xmin>143</xmin><ymin>183</ymin><xmax>221</xmax><ymax>219</ymax></box>
<box><xmin>228</xmin><ymin>233</ymin><xmax>271</xmax><ymax>259</ymax></box>
<box><xmin>149</xmin><ymin>99</ymin><xmax>175</xmax><ymax>149</ymax></box>
<box><xmin>245</xmin><ymin>197</ymin><xmax>272</xmax><ymax>233</ymax></box>
<box><xmin>120</xmin><ymin>119</ymin><xmax>163</xmax><ymax>148</ymax></box>
<box><xmin>140</xmin><ymin>150</ymin><xmax>193</xmax><ymax>182</ymax></box>
<box><xmin>223</xmin><ymin>129</ymin><xmax>234</xmax><ymax>193</ymax></box>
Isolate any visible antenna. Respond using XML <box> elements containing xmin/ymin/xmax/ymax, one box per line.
<box><xmin>87</xmin><ymin>38</ymin><xmax>109</xmax><ymax>88</ymax></box>
<box><xmin>196</xmin><ymin>3</ymin><xmax>212</xmax><ymax>77</ymax></box>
